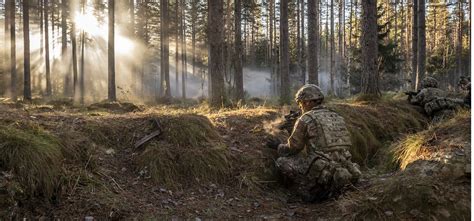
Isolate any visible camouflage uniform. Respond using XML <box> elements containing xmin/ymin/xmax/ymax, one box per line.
<box><xmin>410</xmin><ymin>77</ymin><xmax>462</xmax><ymax>122</ymax></box>
<box><xmin>276</xmin><ymin>85</ymin><xmax>361</xmax><ymax>201</ymax></box>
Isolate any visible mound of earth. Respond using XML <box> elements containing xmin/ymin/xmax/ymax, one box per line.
<box><xmin>0</xmin><ymin>100</ymin><xmax>469</xmax><ymax>219</ymax></box>
<box><xmin>338</xmin><ymin>111</ymin><xmax>471</xmax><ymax>220</ymax></box>
<box><xmin>87</xmin><ymin>101</ymin><xmax>142</xmax><ymax>113</ymax></box>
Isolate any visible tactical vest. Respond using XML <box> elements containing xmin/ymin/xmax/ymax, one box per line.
<box><xmin>302</xmin><ymin>108</ymin><xmax>352</xmax><ymax>153</ymax></box>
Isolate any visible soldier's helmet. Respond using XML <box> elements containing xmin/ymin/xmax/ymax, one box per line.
<box><xmin>421</xmin><ymin>77</ymin><xmax>439</xmax><ymax>88</ymax></box>
<box><xmin>295</xmin><ymin>84</ymin><xmax>324</xmax><ymax>103</ymax></box>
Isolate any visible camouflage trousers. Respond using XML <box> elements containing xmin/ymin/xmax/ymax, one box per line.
<box><xmin>424</xmin><ymin>97</ymin><xmax>465</xmax><ymax>123</ymax></box>
<box><xmin>276</xmin><ymin>150</ymin><xmax>361</xmax><ymax>201</ymax></box>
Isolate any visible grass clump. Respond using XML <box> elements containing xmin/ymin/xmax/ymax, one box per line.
<box><xmin>0</xmin><ymin>124</ymin><xmax>63</xmax><ymax>198</ymax></box>
<box><xmin>136</xmin><ymin>114</ymin><xmax>231</xmax><ymax>188</ymax></box>
<box><xmin>391</xmin><ymin>110</ymin><xmax>470</xmax><ymax>170</ymax></box>
<box><xmin>329</xmin><ymin>100</ymin><xmax>427</xmax><ymax>166</ymax></box>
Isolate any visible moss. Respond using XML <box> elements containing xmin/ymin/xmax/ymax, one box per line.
<box><xmin>0</xmin><ymin>124</ymin><xmax>63</xmax><ymax>199</ymax></box>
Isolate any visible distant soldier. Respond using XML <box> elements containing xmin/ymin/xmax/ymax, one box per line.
<box><xmin>458</xmin><ymin>76</ymin><xmax>471</xmax><ymax>107</ymax></box>
<box><xmin>409</xmin><ymin>77</ymin><xmax>463</xmax><ymax>122</ymax></box>
<box><xmin>267</xmin><ymin>84</ymin><xmax>361</xmax><ymax>202</ymax></box>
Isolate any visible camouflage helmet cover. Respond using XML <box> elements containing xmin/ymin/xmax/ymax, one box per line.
<box><xmin>421</xmin><ymin>77</ymin><xmax>439</xmax><ymax>88</ymax></box>
<box><xmin>295</xmin><ymin>84</ymin><xmax>324</xmax><ymax>102</ymax></box>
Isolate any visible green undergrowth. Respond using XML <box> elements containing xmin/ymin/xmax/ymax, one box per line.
<box><xmin>0</xmin><ymin>124</ymin><xmax>63</xmax><ymax>199</ymax></box>
<box><xmin>328</xmin><ymin>99</ymin><xmax>427</xmax><ymax>167</ymax></box>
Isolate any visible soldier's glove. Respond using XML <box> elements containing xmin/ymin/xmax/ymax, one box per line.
<box><xmin>266</xmin><ymin>137</ymin><xmax>281</xmax><ymax>150</ymax></box>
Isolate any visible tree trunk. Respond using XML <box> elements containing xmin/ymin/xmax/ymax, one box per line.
<box><xmin>300</xmin><ymin>0</ymin><xmax>306</xmax><ymax>83</ymax></box>
<box><xmin>9</xmin><ymin>0</ymin><xmax>17</xmax><ymax>100</ymax></box>
<box><xmin>80</xmin><ymin>0</ymin><xmax>85</xmax><ymax>104</ymax></box>
<box><xmin>411</xmin><ymin>0</ymin><xmax>418</xmax><ymax>90</ymax></box>
<box><xmin>269</xmin><ymin>0</ymin><xmax>274</xmax><ymax>95</ymax></box>
<box><xmin>4</xmin><ymin>0</ymin><xmax>10</xmax><ymax>95</ymax></box>
<box><xmin>191</xmin><ymin>0</ymin><xmax>196</xmax><ymax>76</ymax></box>
<box><xmin>160</xmin><ymin>0</ymin><xmax>171</xmax><ymax>98</ymax></box>
<box><xmin>108</xmin><ymin>0</ymin><xmax>116</xmax><ymax>101</ymax></box>
<box><xmin>416</xmin><ymin>0</ymin><xmax>426</xmax><ymax>90</ymax></box>
<box><xmin>280</xmin><ymin>0</ymin><xmax>290</xmax><ymax>104</ymax></box>
<box><xmin>361</xmin><ymin>0</ymin><xmax>379</xmax><ymax>95</ymax></box>
<box><xmin>456</xmin><ymin>0</ymin><xmax>463</xmax><ymax>81</ymax></box>
<box><xmin>175</xmin><ymin>0</ymin><xmax>180</xmax><ymax>97</ymax></box>
<box><xmin>181</xmin><ymin>0</ymin><xmax>187</xmax><ymax>99</ymax></box>
<box><xmin>208</xmin><ymin>0</ymin><xmax>226</xmax><ymax>107</ymax></box>
<box><xmin>71</xmin><ymin>1</ymin><xmax>78</xmax><ymax>99</ymax></box>
<box><xmin>23</xmin><ymin>0</ymin><xmax>31</xmax><ymax>101</ymax></box>
<box><xmin>329</xmin><ymin>0</ymin><xmax>335</xmax><ymax>95</ymax></box>
<box><xmin>61</xmin><ymin>0</ymin><xmax>69</xmax><ymax>96</ymax></box>
<box><xmin>234</xmin><ymin>0</ymin><xmax>243</xmax><ymax>102</ymax></box>
<box><xmin>308</xmin><ymin>0</ymin><xmax>319</xmax><ymax>84</ymax></box>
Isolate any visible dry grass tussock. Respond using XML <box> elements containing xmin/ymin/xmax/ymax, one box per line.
<box><xmin>0</xmin><ymin>123</ymin><xmax>63</xmax><ymax>199</ymax></box>
<box><xmin>328</xmin><ymin>99</ymin><xmax>427</xmax><ymax>166</ymax></box>
<box><xmin>392</xmin><ymin>110</ymin><xmax>470</xmax><ymax>169</ymax></box>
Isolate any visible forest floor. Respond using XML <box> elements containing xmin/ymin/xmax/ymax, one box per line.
<box><xmin>0</xmin><ymin>96</ymin><xmax>470</xmax><ymax>220</ymax></box>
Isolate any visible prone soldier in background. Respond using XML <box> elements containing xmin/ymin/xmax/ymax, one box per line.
<box><xmin>458</xmin><ymin>76</ymin><xmax>471</xmax><ymax>107</ymax></box>
<box><xmin>267</xmin><ymin>84</ymin><xmax>361</xmax><ymax>202</ymax></box>
<box><xmin>409</xmin><ymin>77</ymin><xmax>464</xmax><ymax>123</ymax></box>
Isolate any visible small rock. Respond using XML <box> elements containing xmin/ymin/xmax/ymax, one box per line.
<box><xmin>195</xmin><ymin>218</ymin><xmax>202</xmax><ymax>221</ymax></box>
<box><xmin>121</xmin><ymin>167</ymin><xmax>127</xmax><ymax>172</ymax></box>
<box><xmin>384</xmin><ymin>211</ymin><xmax>393</xmax><ymax>216</ymax></box>
<box><xmin>393</xmin><ymin>195</ymin><xmax>402</xmax><ymax>202</ymax></box>
<box><xmin>246</xmin><ymin>209</ymin><xmax>251</xmax><ymax>213</ymax></box>
<box><xmin>84</xmin><ymin>216</ymin><xmax>94</xmax><ymax>221</ymax></box>
<box><xmin>105</xmin><ymin>148</ymin><xmax>115</xmax><ymax>155</ymax></box>
<box><xmin>368</xmin><ymin>197</ymin><xmax>377</xmax><ymax>201</ymax></box>
<box><xmin>438</xmin><ymin>208</ymin><xmax>450</xmax><ymax>218</ymax></box>
<box><xmin>286</xmin><ymin>211</ymin><xmax>296</xmax><ymax>217</ymax></box>
<box><xmin>253</xmin><ymin>202</ymin><xmax>260</xmax><ymax>208</ymax></box>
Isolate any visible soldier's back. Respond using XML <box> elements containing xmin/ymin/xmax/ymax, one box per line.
<box><xmin>302</xmin><ymin>107</ymin><xmax>352</xmax><ymax>153</ymax></box>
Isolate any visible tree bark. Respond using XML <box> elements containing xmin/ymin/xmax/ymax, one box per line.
<box><xmin>108</xmin><ymin>0</ymin><xmax>116</xmax><ymax>101</ymax></box>
<box><xmin>456</xmin><ymin>0</ymin><xmax>463</xmax><ymax>81</ymax></box>
<box><xmin>61</xmin><ymin>0</ymin><xmax>69</xmax><ymax>96</ymax></box>
<box><xmin>175</xmin><ymin>0</ymin><xmax>180</xmax><ymax>97</ymax></box>
<box><xmin>208</xmin><ymin>0</ymin><xmax>226</xmax><ymax>107</ymax></box>
<box><xmin>280</xmin><ymin>0</ymin><xmax>290</xmax><ymax>104</ymax></box>
<box><xmin>4</xmin><ymin>0</ymin><xmax>10</xmax><ymax>95</ymax></box>
<box><xmin>308</xmin><ymin>0</ymin><xmax>319</xmax><ymax>84</ymax></box>
<box><xmin>300</xmin><ymin>0</ymin><xmax>306</xmax><ymax>83</ymax></box>
<box><xmin>160</xmin><ymin>0</ymin><xmax>171</xmax><ymax>98</ymax></box>
<box><xmin>9</xmin><ymin>0</ymin><xmax>17</xmax><ymax>100</ymax></box>
<box><xmin>361</xmin><ymin>0</ymin><xmax>379</xmax><ymax>95</ymax></box>
<box><xmin>416</xmin><ymin>0</ymin><xmax>425</xmax><ymax>89</ymax></box>
<box><xmin>234</xmin><ymin>0</ymin><xmax>243</xmax><ymax>102</ymax></box>
<box><xmin>411</xmin><ymin>0</ymin><xmax>418</xmax><ymax>90</ymax></box>
<box><xmin>80</xmin><ymin>0</ymin><xmax>85</xmax><ymax>104</ymax></box>
<box><xmin>181</xmin><ymin>0</ymin><xmax>187</xmax><ymax>99</ymax></box>
<box><xmin>71</xmin><ymin>0</ymin><xmax>78</xmax><ymax>99</ymax></box>
<box><xmin>329</xmin><ymin>0</ymin><xmax>335</xmax><ymax>95</ymax></box>
<box><xmin>23</xmin><ymin>0</ymin><xmax>31</xmax><ymax>101</ymax></box>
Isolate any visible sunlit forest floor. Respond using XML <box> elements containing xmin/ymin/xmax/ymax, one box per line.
<box><xmin>0</xmin><ymin>95</ymin><xmax>470</xmax><ymax>219</ymax></box>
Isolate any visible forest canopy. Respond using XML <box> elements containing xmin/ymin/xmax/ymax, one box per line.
<box><xmin>0</xmin><ymin>0</ymin><xmax>471</xmax><ymax>106</ymax></box>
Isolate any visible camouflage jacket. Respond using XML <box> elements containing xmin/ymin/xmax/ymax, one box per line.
<box><xmin>410</xmin><ymin>88</ymin><xmax>447</xmax><ymax>106</ymax></box>
<box><xmin>277</xmin><ymin>106</ymin><xmax>352</xmax><ymax>157</ymax></box>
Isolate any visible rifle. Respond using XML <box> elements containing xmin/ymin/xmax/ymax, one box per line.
<box><xmin>278</xmin><ymin>110</ymin><xmax>301</xmax><ymax>134</ymax></box>
<box><xmin>404</xmin><ymin>90</ymin><xmax>420</xmax><ymax>101</ymax></box>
